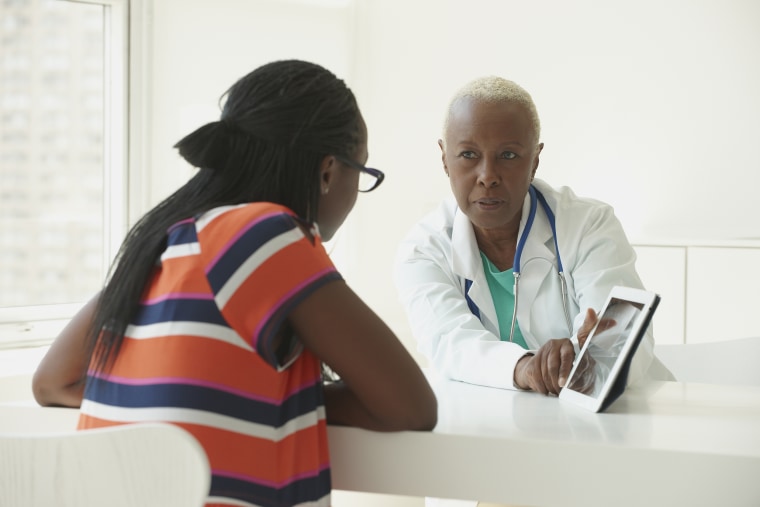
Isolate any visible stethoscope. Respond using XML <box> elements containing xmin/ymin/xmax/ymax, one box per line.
<box><xmin>507</xmin><ymin>184</ymin><xmax>573</xmax><ymax>343</ymax></box>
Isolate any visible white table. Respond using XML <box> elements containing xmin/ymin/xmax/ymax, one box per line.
<box><xmin>328</xmin><ymin>374</ymin><xmax>760</xmax><ymax>507</ymax></box>
<box><xmin>3</xmin><ymin>377</ymin><xmax>759</xmax><ymax>507</ymax></box>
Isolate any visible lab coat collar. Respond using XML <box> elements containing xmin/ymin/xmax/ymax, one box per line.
<box><xmin>450</xmin><ymin>189</ymin><xmax>557</xmax><ymax>339</ymax></box>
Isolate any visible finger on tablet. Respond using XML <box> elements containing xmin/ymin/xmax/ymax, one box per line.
<box><xmin>558</xmin><ymin>340</ymin><xmax>576</xmax><ymax>388</ymax></box>
<box><xmin>577</xmin><ymin>307</ymin><xmax>598</xmax><ymax>349</ymax></box>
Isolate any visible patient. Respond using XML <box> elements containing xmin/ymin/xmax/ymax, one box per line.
<box><xmin>33</xmin><ymin>59</ymin><xmax>437</xmax><ymax>507</ymax></box>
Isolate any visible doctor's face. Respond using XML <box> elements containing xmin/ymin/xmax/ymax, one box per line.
<box><xmin>439</xmin><ymin>97</ymin><xmax>542</xmax><ymax>236</ymax></box>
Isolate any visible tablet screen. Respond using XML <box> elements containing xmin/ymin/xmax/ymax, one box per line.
<box><xmin>565</xmin><ymin>298</ymin><xmax>642</xmax><ymax>398</ymax></box>
<box><xmin>559</xmin><ymin>286</ymin><xmax>660</xmax><ymax>412</ymax></box>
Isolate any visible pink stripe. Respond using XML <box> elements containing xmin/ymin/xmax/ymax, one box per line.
<box><xmin>141</xmin><ymin>292</ymin><xmax>214</xmax><ymax>305</ymax></box>
<box><xmin>86</xmin><ymin>371</ymin><xmax>312</xmax><ymax>406</ymax></box>
<box><xmin>212</xmin><ymin>461</ymin><xmax>329</xmax><ymax>488</ymax></box>
<box><xmin>205</xmin><ymin>211</ymin><xmax>284</xmax><ymax>274</ymax></box>
<box><xmin>283</xmin><ymin>377</ymin><xmax>322</xmax><ymax>399</ymax></box>
<box><xmin>252</xmin><ymin>267</ymin><xmax>337</xmax><ymax>340</ymax></box>
<box><xmin>167</xmin><ymin>217</ymin><xmax>195</xmax><ymax>233</ymax></box>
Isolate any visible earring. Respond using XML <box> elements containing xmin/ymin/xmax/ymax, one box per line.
<box><xmin>322</xmin><ymin>186</ymin><xmax>329</xmax><ymax>195</ymax></box>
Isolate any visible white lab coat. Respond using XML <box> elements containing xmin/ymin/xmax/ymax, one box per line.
<box><xmin>394</xmin><ymin>178</ymin><xmax>672</xmax><ymax>392</ymax></box>
<box><xmin>394</xmin><ymin>179</ymin><xmax>673</xmax><ymax>507</ymax></box>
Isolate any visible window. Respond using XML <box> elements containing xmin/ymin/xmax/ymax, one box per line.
<box><xmin>0</xmin><ymin>0</ymin><xmax>127</xmax><ymax>348</ymax></box>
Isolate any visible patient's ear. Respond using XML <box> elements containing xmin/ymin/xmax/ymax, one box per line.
<box><xmin>319</xmin><ymin>155</ymin><xmax>337</xmax><ymax>194</ymax></box>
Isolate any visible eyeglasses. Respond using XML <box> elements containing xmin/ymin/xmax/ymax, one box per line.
<box><xmin>336</xmin><ymin>156</ymin><xmax>385</xmax><ymax>193</ymax></box>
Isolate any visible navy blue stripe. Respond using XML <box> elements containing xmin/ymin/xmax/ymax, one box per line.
<box><xmin>84</xmin><ymin>376</ymin><xmax>325</xmax><ymax>428</ymax></box>
<box><xmin>166</xmin><ymin>222</ymin><xmax>198</xmax><ymax>245</ymax></box>
<box><xmin>464</xmin><ymin>279</ymin><xmax>481</xmax><ymax>320</ymax></box>
<box><xmin>132</xmin><ymin>298</ymin><xmax>228</xmax><ymax>327</ymax></box>
<box><xmin>206</xmin><ymin>213</ymin><xmax>298</xmax><ymax>294</ymax></box>
<box><xmin>211</xmin><ymin>467</ymin><xmax>331</xmax><ymax>507</ymax></box>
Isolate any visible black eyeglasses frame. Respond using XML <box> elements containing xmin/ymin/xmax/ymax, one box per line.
<box><xmin>335</xmin><ymin>156</ymin><xmax>385</xmax><ymax>193</ymax></box>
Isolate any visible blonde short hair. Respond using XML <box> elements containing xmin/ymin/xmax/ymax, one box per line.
<box><xmin>442</xmin><ymin>76</ymin><xmax>541</xmax><ymax>143</ymax></box>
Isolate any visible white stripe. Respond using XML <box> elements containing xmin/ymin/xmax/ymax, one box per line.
<box><xmin>125</xmin><ymin>321</ymin><xmax>253</xmax><ymax>351</ymax></box>
<box><xmin>204</xmin><ymin>493</ymin><xmax>330</xmax><ymax>507</ymax></box>
<box><xmin>216</xmin><ymin>227</ymin><xmax>304</xmax><ymax>308</ymax></box>
<box><xmin>195</xmin><ymin>204</ymin><xmax>246</xmax><ymax>232</ymax></box>
<box><xmin>161</xmin><ymin>242</ymin><xmax>200</xmax><ymax>261</ymax></box>
<box><xmin>81</xmin><ymin>401</ymin><xmax>326</xmax><ymax>442</ymax></box>
<box><xmin>293</xmin><ymin>493</ymin><xmax>331</xmax><ymax>507</ymax></box>
<box><xmin>204</xmin><ymin>497</ymin><xmax>261</xmax><ymax>507</ymax></box>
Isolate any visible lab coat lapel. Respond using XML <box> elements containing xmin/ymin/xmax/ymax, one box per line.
<box><xmin>451</xmin><ymin>208</ymin><xmax>499</xmax><ymax>334</ymax></box>
<box><xmin>516</xmin><ymin>199</ymin><xmax>555</xmax><ymax>338</ymax></box>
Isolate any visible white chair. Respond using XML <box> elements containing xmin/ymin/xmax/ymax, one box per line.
<box><xmin>0</xmin><ymin>422</ymin><xmax>210</xmax><ymax>507</ymax></box>
<box><xmin>654</xmin><ymin>336</ymin><xmax>760</xmax><ymax>386</ymax></box>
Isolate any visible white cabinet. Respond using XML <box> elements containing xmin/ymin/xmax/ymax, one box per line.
<box><xmin>633</xmin><ymin>242</ymin><xmax>760</xmax><ymax>345</ymax></box>
<box><xmin>633</xmin><ymin>246</ymin><xmax>686</xmax><ymax>345</ymax></box>
<box><xmin>686</xmin><ymin>247</ymin><xmax>760</xmax><ymax>343</ymax></box>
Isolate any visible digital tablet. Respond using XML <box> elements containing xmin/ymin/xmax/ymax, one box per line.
<box><xmin>559</xmin><ymin>286</ymin><xmax>660</xmax><ymax>413</ymax></box>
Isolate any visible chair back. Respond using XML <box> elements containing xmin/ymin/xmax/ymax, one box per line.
<box><xmin>0</xmin><ymin>422</ymin><xmax>210</xmax><ymax>507</ymax></box>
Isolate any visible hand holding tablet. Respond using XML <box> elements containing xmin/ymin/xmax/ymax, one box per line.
<box><xmin>559</xmin><ymin>286</ymin><xmax>661</xmax><ymax>413</ymax></box>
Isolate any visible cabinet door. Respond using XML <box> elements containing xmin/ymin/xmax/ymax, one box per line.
<box><xmin>686</xmin><ymin>247</ymin><xmax>760</xmax><ymax>343</ymax></box>
<box><xmin>633</xmin><ymin>246</ymin><xmax>686</xmax><ymax>345</ymax></box>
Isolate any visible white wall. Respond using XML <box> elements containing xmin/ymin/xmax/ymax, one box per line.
<box><xmin>138</xmin><ymin>0</ymin><xmax>760</xmax><ymax>349</ymax></box>
<box><xmin>1</xmin><ymin>2</ymin><xmax>750</xmax><ymax>506</ymax></box>
<box><xmin>140</xmin><ymin>0</ymin><xmax>356</xmax><ymax>207</ymax></box>
<box><xmin>344</xmin><ymin>0</ymin><xmax>760</xmax><ymax>350</ymax></box>
<box><xmin>351</xmin><ymin>0</ymin><xmax>760</xmax><ymax>240</ymax></box>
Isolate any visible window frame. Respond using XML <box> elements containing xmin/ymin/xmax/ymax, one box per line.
<box><xmin>0</xmin><ymin>0</ymin><xmax>133</xmax><ymax>349</ymax></box>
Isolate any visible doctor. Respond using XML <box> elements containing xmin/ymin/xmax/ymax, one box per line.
<box><xmin>394</xmin><ymin>76</ymin><xmax>671</xmax><ymax>400</ymax></box>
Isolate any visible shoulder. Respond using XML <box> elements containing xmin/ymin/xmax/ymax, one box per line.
<box><xmin>197</xmin><ymin>202</ymin><xmax>298</xmax><ymax>229</ymax></box>
<box><xmin>533</xmin><ymin>179</ymin><xmax>616</xmax><ymax>223</ymax></box>
<box><xmin>402</xmin><ymin>197</ymin><xmax>458</xmax><ymax>242</ymax></box>
<box><xmin>195</xmin><ymin>203</ymin><xmax>332</xmax><ymax>275</ymax></box>
<box><xmin>395</xmin><ymin>197</ymin><xmax>464</xmax><ymax>274</ymax></box>
<box><xmin>196</xmin><ymin>202</ymin><xmax>321</xmax><ymax>242</ymax></box>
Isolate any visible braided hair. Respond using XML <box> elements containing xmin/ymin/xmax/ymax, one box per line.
<box><xmin>88</xmin><ymin>60</ymin><xmax>363</xmax><ymax>371</ymax></box>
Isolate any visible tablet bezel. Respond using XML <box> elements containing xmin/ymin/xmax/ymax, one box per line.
<box><xmin>559</xmin><ymin>285</ymin><xmax>660</xmax><ymax>413</ymax></box>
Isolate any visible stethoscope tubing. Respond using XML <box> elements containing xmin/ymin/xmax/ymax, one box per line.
<box><xmin>509</xmin><ymin>185</ymin><xmax>573</xmax><ymax>342</ymax></box>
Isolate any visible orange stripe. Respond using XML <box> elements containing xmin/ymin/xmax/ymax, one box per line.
<box><xmin>177</xmin><ymin>421</ymin><xmax>329</xmax><ymax>483</ymax></box>
<box><xmin>77</xmin><ymin>414</ymin><xmax>125</xmax><ymax>430</ymax></box>
<box><xmin>79</xmin><ymin>416</ymin><xmax>329</xmax><ymax>483</ymax></box>
<box><xmin>146</xmin><ymin>260</ymin><xmax>212</xmax><ymax>299</ymax></box>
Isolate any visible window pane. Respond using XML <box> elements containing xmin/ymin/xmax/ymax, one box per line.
<box><xmin>0</xmin><ymin>0</ymin><xmax>105</xmax><ymax>307</ymax></box>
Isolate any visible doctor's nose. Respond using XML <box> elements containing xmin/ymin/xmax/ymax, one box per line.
<box><xmin>476</xmin><ymin>161</ymin><xmax>500</xmax><ymax>187</ymax></box>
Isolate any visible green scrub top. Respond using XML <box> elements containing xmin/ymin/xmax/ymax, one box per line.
<box><xmin>480</xmin><ymin>252</ymin><xmax>528</xmax><ymax>349</ymax></box>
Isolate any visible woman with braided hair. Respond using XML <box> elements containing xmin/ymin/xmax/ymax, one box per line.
<box><xmin>33</xmin><ymin>59</ymin><xmax>437</xmax><ymax>507</ymax></box>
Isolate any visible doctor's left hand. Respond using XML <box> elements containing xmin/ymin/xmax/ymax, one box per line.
<box><xmin>513</xmin><ymin>308</ymin><xmax>599</xmax><ymax>395</ymax></box>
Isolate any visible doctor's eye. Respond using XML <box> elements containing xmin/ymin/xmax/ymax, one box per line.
<box><xmin>459</xmin><ymin>151</ymin><xmax>477</xmax><ymax>160</ymax></box>
<box><xmin>500</xmin><ymin>151</ymin><xmax>518</xmax><ymax>160</ymax></box>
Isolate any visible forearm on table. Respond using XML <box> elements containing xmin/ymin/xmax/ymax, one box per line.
<box><xmin>323</xmin><ymin>381</ymin><xmax>424</xmax><ymax>432</ymax></box>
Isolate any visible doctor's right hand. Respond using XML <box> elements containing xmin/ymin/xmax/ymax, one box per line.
<box><xmin>513</xmin><ymin>308</ymin><xmax>600</xmax><ymax>395</ymax></box>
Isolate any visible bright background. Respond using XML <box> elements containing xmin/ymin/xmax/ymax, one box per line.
<box><xmin>140</xmin><ymin>0</ymin><xmax>760</xmax><ymax>354</ymax></box>
<box><xmin>2</xmin><ymin>1</ymin><xmax>759</xmax><ymax>505</ymax></box>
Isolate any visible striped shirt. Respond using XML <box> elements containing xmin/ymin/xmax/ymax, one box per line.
<box><xmin>78</xmin><ymin>202</ymin><xmax>342</xmax><ymax>507</ymax></box>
